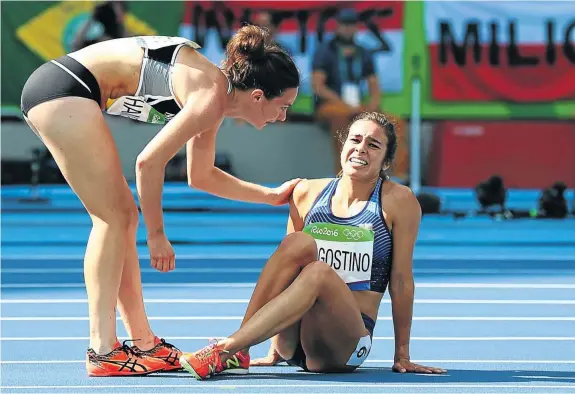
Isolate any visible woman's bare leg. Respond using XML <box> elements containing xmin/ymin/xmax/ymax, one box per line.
<box><xmin>116</xmin><ymin>228</ymin><xmax>156</xmax><ymax>348</ymax></box>
<box><xmin>242</xmin><ymin>232</ymin><xmax>317</xmax><ymax>323</ymax></box>
<box><xmin>218</xmin><ymin>261</ymin><xmax>367</xmax><ymax>365</ymax></box>
<box><xmin>237</xmin><ymin>232</ymin><xmax>316</xmax><ymax>356</ymax></box>
<box><xmin>27</xmin><ymin>98</ymin><xmax>139</xmax><ymax>354</ymax></box>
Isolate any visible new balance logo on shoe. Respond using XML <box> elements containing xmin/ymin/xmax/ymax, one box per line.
<box><xmin>226</xmin><ymin>357</ymin><xmax>240</xmax><ymax>368</ymax></box>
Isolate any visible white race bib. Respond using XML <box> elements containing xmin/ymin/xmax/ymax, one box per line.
<box><xmin>105</xmin><ymin>96</ymin><xmax>172</xmax><ymax>124</ymax></box>
<box><xmin>303</xmin><ymin>223</ymin><xmax>374</xmax><ymax>290</ymax></box>
<box><xmin>346</xmin><ymin>334</ymin><xmax>372</xmax><ymax>367</ymax></box>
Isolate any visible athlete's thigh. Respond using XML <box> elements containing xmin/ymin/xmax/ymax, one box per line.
<box><xmin>26</xmin><ymin>98</ymin><xmax>135</xmax><ymax>220</ymax></box>
<box><xmin>300</xmin><ymin>266</ymin><xmax>369</xmax><ymax>371</ymax></box>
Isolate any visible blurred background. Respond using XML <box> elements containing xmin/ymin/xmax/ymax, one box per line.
<box><xmin>1</xmin><ymin>0</ymin><xmax>574</xmax><ymax>217</ymax></box>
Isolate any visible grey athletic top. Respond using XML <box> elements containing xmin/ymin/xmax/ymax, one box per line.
<box><xmin>105</xmin><ymin>36</ymin><xmax>231</xmax><ymax>124</ymax></box>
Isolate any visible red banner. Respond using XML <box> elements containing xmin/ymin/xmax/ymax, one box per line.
<box><xmin>427</xmin><ymin>121</ymin><xmax>575</xmax><ymax>188</ymax></box>
<box><xmin>425</xmin><ymin>1</ymin><xmax>575</xmax><ymax>102</ymax></box>
<box><xmin>179</xmin><ymin>1</ymin><xmax>405</xmax><ymax>95</ymax></box>
<box><xmin>182</xmin><ymin>1</ymin><xmax>404</xmax><ymax>32</ymax></box>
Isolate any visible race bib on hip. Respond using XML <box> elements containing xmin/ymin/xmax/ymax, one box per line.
<box><xmin>106</xmin><ymin>96</ymin><xmax>168</xmax><ymax>124</ymax></box>
<box><xmin>346</xmin><ymin>334</ymin><xmax>372</xmax><ymax>367</ymax></box>
<box><xmin>303</xmin><ymin>222</ymin><xmax>374</xmax><ymax>290</ymax></box>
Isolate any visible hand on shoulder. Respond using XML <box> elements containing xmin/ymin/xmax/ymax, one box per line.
<box><xmin>291</xmin><ymin>178</ymin><xmax>311</xmax><ymax>205</ymax></box>
<box><xmin>291</xmin><ymin>178</ymin><xmax>332</xmax><ymax>206</ymax></box>
<box><xmin>287</xmin><ymin>178</ymin><xmax>333</xmax><ymax>232</ymax></box>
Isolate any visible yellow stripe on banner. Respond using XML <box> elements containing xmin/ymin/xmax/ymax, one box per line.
<box><xmin>124</xmin><ymin>14</ymin><xmax>156</xmax><ymax>36</ymax></box>
<box><xmin>16</xmin><ymin>1</ymin><xmax>157</xmax><ymax>62</ymax></box>
<box><xmin>16</xmin><ymin>1</ymin><xmax>96</xmax><ymax>61</ymax></box>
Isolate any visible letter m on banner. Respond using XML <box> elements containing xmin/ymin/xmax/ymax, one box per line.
<box><xmin>425</xmin><ymin>1</ymin><xmax>575</xmax><ymax>102</ymax></box>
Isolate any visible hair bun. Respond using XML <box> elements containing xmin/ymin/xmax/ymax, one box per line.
<box><xmin>235</xmin><ymin>24</ymin><xmax>269</xmax><ymax>61</ymax></box>
<box><xmin>223</xmin><ymin>23</ymin><xmax>299</xmax><ymax>98</ymax></box>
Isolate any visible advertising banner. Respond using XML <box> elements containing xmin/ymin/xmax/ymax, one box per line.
<box><xmin>178</xmin><ymin>1</ymin><xmax>405</xmax><ymax>112</ymax></box>
<box><xmin>425</xmin><ymin>1</ymin><xmax>575</xmax><ymax>102</ymax></box>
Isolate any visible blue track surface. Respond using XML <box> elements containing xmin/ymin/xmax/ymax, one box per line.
<box><xmin>1</xmin><ymin>184</ymin><xmax>574</xmax><ymax>393</ymax></box>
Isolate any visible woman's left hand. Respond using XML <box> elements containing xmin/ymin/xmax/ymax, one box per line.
<box><xmin>392</xmin><ymin>358</ymin><xmax>447</xmax><ymax>374</ymax></box>
<box><xmin>267</xmin><ymin>178</ymin><xmax>302</xmax><ymax>206</ymax></box>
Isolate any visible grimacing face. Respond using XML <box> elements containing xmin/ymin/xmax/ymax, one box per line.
<box><xmin>244</xmin><ymin>88</ymin><xmax>298</xmax><ymax>130</ymax></box>
<box><xmin>340</xmin><ymin>119</ymin><xmax>388</xmax><ymax>180</ymax></box>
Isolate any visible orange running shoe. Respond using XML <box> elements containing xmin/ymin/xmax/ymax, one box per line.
<box><xmin>179</xmin><ymin>340</ymin><xmax>228</xmax><ymax>380</ymax></box>
<box><xmin>131</xmin><ymin>336</ymin><xmax>183</xmax><ymax>371</ymax></box>
<box><xmin>217</xmin><ymin>351</ymin><xmax>250</xmax><ymax>375</ymax></box>
<box><xmin>86</xmin><ymin>340</ymin><xmax>166</xmax><ymax>377</ymax></box>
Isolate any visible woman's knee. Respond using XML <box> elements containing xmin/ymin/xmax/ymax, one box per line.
<box><xmin>277</xmin><ymin>232</ymin><xmax>317</xmax><ymax>266</ymax></box>
<box><xmin>299</xmin><ymin>261</ymin><xmax>333</xmax><ymax>291</ymax></box>
<box><xmin>125</xmin><ymin>203</ymin><xmax>139</xmax><ymax>231</ymax></box>
<box><xmin>90</xmin><ymin>198</ymin><xmax>139</xmax><ymax>231</ymax></box>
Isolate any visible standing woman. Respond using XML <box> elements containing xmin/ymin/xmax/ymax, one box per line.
<box><xmin>20</xmin><ymin>25</ymin><xmax>300</xmax><ymax>376</ymax></box>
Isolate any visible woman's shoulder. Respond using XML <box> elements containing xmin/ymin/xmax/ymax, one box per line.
<box><xmin>380</xmin><ymin>181</ymin><xmax>421</xmax><ymax>218</ymax></box>
<box><xmin>291</xmin><ymin>178</ymin><xmax>334</xmax><ymax>212</ymax></box>
<box><xmin>294</xmin><ymin>178</ymin><xmax>333</xmax><ymax>200</ymax></box>
<box><xmin>171</xmin><ymin>45</ymin><xmax>230</xmax><ymax>109</ymax></box>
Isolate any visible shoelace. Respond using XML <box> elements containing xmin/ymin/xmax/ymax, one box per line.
<box><xmin>159</xmin><ymin>338</ymin><xmax>179</xmax><ymax>351</ymax></box>
<box><xmin>195</xmin><ymin>340</ymin><xmax>228</xmax><ymax>363</ymax></box>
<box><xmin>121</xmin><ymin>339</ymin><xmax>144</xmax><ymax>357</ymax></box>
<box><xmin>195</xmin><ymin>343</ymin><xmax>216</xmax><ymax>363</ymax></box>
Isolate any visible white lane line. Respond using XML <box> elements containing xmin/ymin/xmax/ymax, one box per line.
<box><xmin>2</xmin><ymin>316</ymin><xmax>574</xmax><ymax>322</ymax></box>
<box><xmin>3</xmin><ymin>282</ymin><xmax>575</xmax><ymax>289</ymax></box>
<box><xmin>1</xmin><ymin>336</ymin><xmax>574</xmax><ymax>341</ymax></box>
<box><xmin>2</xmin><ymin>299</ymin><xmax>574</xmax><ymax>305</ymax></box>
<box><xmin>0</xmin><ymin>383</ymin><xmax>574</xmax><ymax>389</ymax></box>
<box><xmin>3</xmin><ymin>268</ymin><xmax>575</xmax><ymax>275</ymax></box>
<box><xmin>2</xmin><ymin>359</ymin><xmax>575</xmax><ymax>365</ymax></box>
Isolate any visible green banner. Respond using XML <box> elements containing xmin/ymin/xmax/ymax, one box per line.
<box><xmin>1</xmin><ymin>1</ymin><xmax>184</xmax><ymax>115</ymax></box>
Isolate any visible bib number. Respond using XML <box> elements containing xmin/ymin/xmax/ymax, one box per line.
<box><xmin>106</xmin><ymin>97</ymin><xmax>168</xmax><ymax>124</ymax></box>
<box><xmin>346</xmin><ymin>334</ymin><xmax>372</xmax><ymax>367</ymax></box>
<box><xmin>303</xmin><ymin>223</ymin><xmax>374</xmax><ymax>289</ymax></box>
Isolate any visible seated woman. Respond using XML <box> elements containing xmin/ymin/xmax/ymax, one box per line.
<box><xmin>179</xmin><ymin>111</ymin><xmax>447</xmax><ymax>379</ymax></box>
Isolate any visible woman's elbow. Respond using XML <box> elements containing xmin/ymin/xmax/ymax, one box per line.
<box><xmin>187</xmin><ymin>173</ymin><xmax>201</xmax><ymax>189</ymax></box>
<box><xmin>389</xmin><ymin>276</ymin><xmax>415</xmax><ymax>298</ymax></box>
<box><xmin>135</xmin><ymin>155</ymin><xmax>169</xmax><ymax>179</ymax></box>
<box><xmin>187</xmin><ymin>168</ymin><xmax>212</xmax><ymax>190</ymax></box>
<box><xmin>135</xmin><ymin>154</ymin><xmax>152</xmax><ymax>173</ymax></box>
